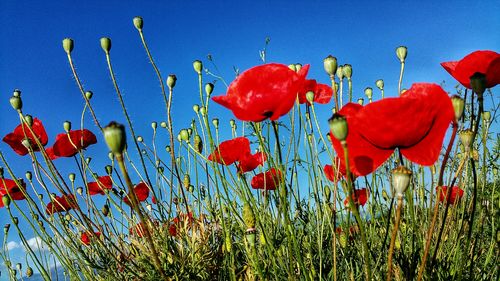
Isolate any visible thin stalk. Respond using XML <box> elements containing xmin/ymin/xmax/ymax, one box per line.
<box><xmin>387</xmin><ymin>196</ymin><xmax>403</xmax><ymax>281</ymax></box>
<box><xmin>398</xmin><ymin>62</ymin><xmax>405</xmax><ymax>96</ymax></box>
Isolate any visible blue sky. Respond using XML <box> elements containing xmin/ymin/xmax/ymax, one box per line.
<box><xmin>0</xmin><ymin>0</ymin><xmax>499</xmax><ymax>279</ymax></box>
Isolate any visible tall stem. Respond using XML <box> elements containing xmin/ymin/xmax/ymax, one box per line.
<box><xmin>387</xmin><ymin>196</ymin><xmax>403</xmax><ymax>281</ymax></box>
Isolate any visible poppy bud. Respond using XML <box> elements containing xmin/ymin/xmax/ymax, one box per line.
<box><xmin>305</xmin><ymin>91</ymin><xmax>315</xmax><ymax>103</ymax></box>
<box><xmin>364</xmin><ymin>87</ymin><xmax>373</xmax><ymax>101</ymax></box>
<box><xmin>212</xmin><ymin>118</ymin><xmax>219</xmax><ymax>128</ymax></box>
<box><xmin>165</xmin><ymin>145</ymin><xmax>171</xmax><ymax>153</ymax></box>
<box><xmin>343</xmin><ymin>64</ymin><xmax>352</xmax><ymax>79</ymax></box>
<box><xmin>328</xmin><ymin>114</ymin><xmax>348</xmax><ymax>141</ymax></box>
<box><xmin>2</xmin><ymin>196</ymin><xmax>11</xmax><ymax>208</ymax></box>
<box><xmin>86</xmin><ymin>157</ymin><xmax>92</xmax><ymax>164</ymax></box>
<box><xmin>62</xmin><ymin>38</ymin><xmax>74</xmax><ymax>54</ymax></box>
<box><xmin>193</xmin><ymin>60</ymin><xmax>203</xmax><ymax>74</ymax></box>
<box><xmin>357</xmin><ymin>98</ymin><xmax>364</xmax><ymax>105</ymax></box>
<box><xmin>100</xmin><ymin>37</ymin><xmax>112</xmax><ymax>54</ymax></box>
<box><xmin>295</xmin><ymin>63</ymin><xmax>302</xmax><ymax>71</ymax></box>
<box><xmin>193</xmin><ymin>104</ymin><xmax>200</xmax><ymax>113</ymax></box>
<box><xmin>25</xmin><ymin>171</ymin><xmax>32</xmax><ymax>181</ymax></box>
<box><xmin>288</xmin><ymin>64</ymin><xmax>296</xmax><ymax>72</ymax></box>
<box><xmin>133</xmin><ymin>16</ymin><xmax>143</xmax><ymax>31</ymax></box>
<box><xmin>85</xmin><ymin>91</ymin><xmax>93</xmax><ymax>100</ymax></box>
<box><xmin>21</xmin><ymin>138</ymin><xmax>31</xmax><ymax>150</ymax></box>
<box><xmin>13</xmin><ymin>217</ymin><xmax>19</xmax><ymax>226</ymax></box>
<box><xmin>336</xmin><ymin>65</ymin><xmax>344</xmax><ymax>80</ymax></box>
<box><xmin>450</xmin><ymin>95</ymin><xmax>465</xmax><ymax>122</ymax></box>
<box><xmin>102</xmin><ymin>204</ymin><xmax>110</xmax><ymax>216</ymax></box>
<box><xmin>76</xmin><ymin>187</ymin><xmax>83</xmax><ymax>195</ymax></box>
<box><xmin>69</xmin><ymin>173</ymin><xmax>76</xmax><ymax>182</ymax></box>
<box><xmin>205</xmin><ymin>83</ymin><xmax>214</xmax><ymax>96</ymax></box>
<box><xmin>160</xmin><ymin>121</ymin><xmax>167</xmax><ymax>128</ymax></box>
<box><xmin>10</xmin><ymin>89</ymin><xmax>22</xmax><ymax>111</ymax></box>
<box><xmin>63</xmin><ymin>121</ymin><xmax>71</xmax><ymax>132</ymax></box>
<box><xmin>167</xmin><ymin>74</ymin><xmax>177</xmax><ymax>89</ymax></box>
<box><xmin>482</xmin><ymin>111</ymin><xmax>491</xmax><ymax>123</ymax></box>
<box><xmin>26</xmin><ymin>267</ymin><xmax>33</xmax><ymax>277</ymax></box>
<box><xmin>323</xmin><ymin>55</ymin><xmax>338</xmax><ymax>77</ymax></box>
<box><xmin>396</xmin><ymin>46</ymin><xmax>408</xmax><ymax>63</ymax></box>
<box><xmin>243</xmin><ymin>203</ymin><xmax>255</xmax><ymax>230</ymax></box>
<box><xmin>470</xmin><ymin>72</ymin><xmax>486</xmax><ymax>95</ymax></box>
<box><xmin>376</xmin><ymin>79</ymin><xmax>384</xmax><ymax>90</ymax></box>
<box><xmin>137</xmin><ymin>136</ymin><xmax>143</xmax><ymax>143</ymax></box>
<box><xmin>229</xmin><ymin>119</ymin><xmax>236</xmax><ymax>128</ymax></box>
<box><xmin>151</xmin><ymin>121</ymin><xmax>157</xmax><ymax>130</ymax></box>
<box><xmin>103</xmin><ymin>121</ymin><xmax>127</xmax><ymax>155</ymax></box>
<box><xmin>391</xmin><ymin>166</ymin><xmax>412</xmax><ymax>198</ymax></box>
<box><xmin>179</xmin><ymin>129</ymin><xmax>189</xmax><ymax>142</ymax></box>
<box><xmin>177</xmin><ymin>134</ymin><xmax>182</xmax><ymax>142</ymax></box>
<box><xmin>199</xmin><ymin>106</ymin><xmax>207</xmax><ymax>116</ymax></box>
<box><xmin>38</xmin><ymin>194</ymin><xmax>43</xmax><ymax>200</ymax></box>
<box><xmin>382</xmin><ymin>189</ymin><xmax>389</xmax><ymax>201</ymax></box>
<box><xmin>105</xmin><ymin>165</ymin><xmax>113</xmax><ymax>175</ymax></box>
<box><xmin>324</xmin><ymin>185</ymin><xmax>331</xmax><ymax>202</ymax></box>
<box><xmin>24</xmin><ymin>115</ymin><xmax>33</xmax><ymax>126</ymax></box>
<box><xmin>146</xmin><ymin>204</ymin><xmax>152</xmax><ymax>212</ymax></box>
<box><xmin>194</xmin><ymin>135</ymin><xmax>203</xmax><ymax>153</ymax></box>
<box><xmin>187</xmin><ymin>128</ymin><xmax>193</xmax><ymax>136</ymax></box>
<box><xmin>183</xmin><ymin>174</ymin><xmax>190</xmax><ymax>188</ymax></box>
<box><xmin>459</xmin><ymin>129</ymin><xmax>474</xmax><ymax>149</ymax></box>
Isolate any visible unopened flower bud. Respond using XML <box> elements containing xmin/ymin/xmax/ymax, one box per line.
<box><xmin>10</xmin><ymin>90</ymin><xmax>22</xmax><ymax>111</ymax></box>
<box><xmin>305</xmin><ymin>91</ymin><xmax>315</xmax><ymax>103</ymax></box>
<box><xmin>343</xmin><ymin>64</ymin><xmax>352</xmax><ymax>79</ymax></box>
<box><xmin>482</xmin><ymin>111</ymin><xmax>491</xmax><ymax>123</ymax></box>
<box><xmin>364</xmin><ymin>87</ymin><xmax>373</xmax><ymax>101</ymax></box>
<box><xmin>212</xmin><ymin>118</ymin><xmax>219</xmax><ymax>128</ymax></box>
<box><xmin>2</xmin><ymin>196</ymin><xmax>11</xmax><ymax>208</ymax></box>
<box><xmin>183</xmin><ymin>174</ymin><xmax>190</xmax><ymax>188</ymax></box>
<box><xmin>459</xmin><ymin>129</ymin><xmax>474</xmax><ymax>150</ymax></box>
<box><xmin>76</xmin><ymin>187</ymin><xmax>83</xmax><ymax>195</ymax></box>
<box><xmin>136</xmin><ymin>136</ymin><xmax>143</xmax><ymax>143</ymax></box>
<box><xmin>167</xmin><ymin>74</ymin><xmax>177</xmax><ymax>89</ymax></box>
<box><xmin>25</xmin><ymin>171</ymin><xmax>32</xmax><ymax>181</ymax></box>
<box><xmin>63</xmin><ymin>121</ymin><xmax>71</xmax><ymax>132</ymax></box>
<box><xmin>396</xmin><ymin>46</ymin><xmax>408</xmax><ymax>63</ymax></box>
<box><xmin>295</xmin><ymin>63</ymin><xmax>302</xmax><ymax>71</ymax></box>
<box><xmin>194</xmin><ymin>135</ymin><xmax>203</xmax><ymax>153</ymax></box>
<box><xmin>26</xmin><ymin>267</ymin><xmax>33</xmax><ymax>277</ymax></box>
<box><xmin>288</xmin><ymin>64</ymin><xmax>296</xmax><ymax>72</ymax></box>
<box><xmin>86</xmin><ymin>157</ymin><xmax>92</xmax><ymax>164</ymax></box>
<box><xmin>450</xmin><ymin>95</ymin><xmax>465</xmax><ymax>122</ymax></box>
<box><xmin>205</xmin><ymin>83</ymin><xmax>214</xmax><ymax>96</ymax></box>
<box><xmin>328</xmin><ymin>114</ymin><xmax>348</xmax><ymax>141</ymax></box>
<box><xmin>13</xmin><ymin>217</ymin><xmax>19</xmax><ymax>225</ymax></box>
<box><xmin>133</xmin><ymin>16</ymin><xmax>143</xmax><ymax>31</ymax></box>
<box><xmin>179</xmin><ymin>129</ymin><xmax>189</xmax><ymax>142</ymax></box>
<box><xmin>229</xmin><ymin>119</ymin><xmax>236</xmax><ymax>128</ymax></box>
<box><xmin>100</xmin><ymin>37</ymin><xmax>112</xmax><ymax>54</ymax></box>
<box><xmin>62</xmin><ymin>38</ymin><xmax>74</xmax><ymax>54</ymax></box>
<box><xmin>103</xmin><ymin>121</ymin><xmax>127</xmax><ymax>155</ymax></box>
<box><xmin>357</xmin><ymin>98</ymin><xmax>364</xmax><ymax>105</ymax></box>
<box><xmin>324</xmin><ymin>185</ymin><xmax>331</xmax><ymax>202</ymax></box>
<box><xmin>323</xmin><ymin>55</ymin><xmax>338</xmax><ymax>77</ymax></box>
<box><xmin>85</xmin><ymin>91</ymin><xmax>93</xmax><ymax>100</ymax></box>
<box><xmin>336</xmin><ymin>65</ymin><xmax>344</xmax><ymax>80</ymax></box>
<box><xmin>470</xmin><ymin>72</ymin><xmax>486</xmax><ymax>95</ymax></box>
<box><xmin>102</xmin><ymin>204</ymin><xmax>110</xmax><ymax>216</ymax></box>
<box><xmin>391</xmin><ymin>166</ymin><xmax>412</xmax><ymax>198</ymax></box>
<box><xmin>376</xmin><ymin>79</ymin><xmax>384</xmax><ymax>90</ymax></box>
<box><xmin>68</xmin><ymin>173</ymin><xmax>75</xmax><ymax>182</ymax></box>
<box><xmin>160</xmin><ymin>121</ymin><xmax>167</xmax><ymax>128</ymax></box>
<box><xmin>193</xmin><ymin>60</ymin><xmax>203</xmax><ymax>74</ymax></box>
<box><xmin>165</xmin><ymin>145</ymin><xmax>171</xmax><ymax>153</ymax></box>
<box><xmin>193</xmin><ymin>104</ymin><xmax>200</xmax><ymax>113</ymax></box>
<box><xmin>199</xmin><ymin>106</ymin><xmax>207</xmax><ymax>116</ymax></box>
<box><xmin>24</xmin><ymin>115</ymin><xmax>33</xmax><ymax>126</ymax></box>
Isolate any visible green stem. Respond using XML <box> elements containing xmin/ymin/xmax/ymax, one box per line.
<box><xmin>387</xmin><ymin>196</ymin><xmax>403</xmax><ymax>281</ymax></box>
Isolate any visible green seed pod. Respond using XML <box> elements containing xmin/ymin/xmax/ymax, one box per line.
<box><xmin>9</xmin><ymin>91</ymin><xmax>22</xmax><ymax>111</ymax></box>
<box><xmin>76</xmin><ymin>187</ymin><xmax>83</xmax><ymax>195</ymax></box>
<box><xmin>24</xmin><ymin>114</ymin><xmax>33</xmax><ymax>126</ymax></box>
<box><xmin>85</xmin><ymin>91</ymin><xmax>93</xmax><ymax>100</ymax></box>
<box><xmin>160</xmin><ymin>121</ymin><xmax>167</xmax><ymax>128</ymax></box>
<box><xmin>63</xmin><ymin>121</ymin><xmax>71</xmax><ymax>132</ymax></box>
<box><xmin>305</xmin><ymin>91</ymin><xmax>315</xmax><ymax>103</ymax></box>
<box><xmin>343</xmin><ymin>64</ymin><xmax>352</xmax><ymax>79</ymax></box>
<box><xmin>357</xmin><ymin>98</ymin><xmax>364</xmax><ymax>105</ymax></box>
<box><xmin>103</xmin><ymin>122</ymin><xmax>127</xmax><ymax>155</ymax></box>
<box><xmin>396</xmin><ymin>46</ymin><xmax>408</xmax><ymax>63</ymax></box>
<box><xmin>183</xmin><ymin>174</ymin><xmax>190</xmax><ymax>188</ymax></box>
<box><xmin>62</xmin><ymin>38</ymin><xmax>74</xmax><ymax>54</ymax></box>
<box><xmin>392</xmin><ymin>166</ymin><xmax>412</xmax><ymax>198</ymax></box>
<box><xmin>193</xmin><ymin>60</ymin><xmax>203</xmax><ymax>74</ymax></box>
<box><xmin>323</xmin><ymin>55</ymin><xmax>338</xmax><ymax>77</ymax></box>
<box><xmin>288</xmin><ymin>64</ymin><xmax>296</xmax><ymax>72</ymax></box>
<box><xmin>199</xmin><ymin>106</ymin><xmax>207</xmax><ymax>116</ymax></box>
<box><xmin>193</xmin><ymin>104</ymin><xmax>200</xmax><ymax>113</ymax></box>
<box><xmin>324</xmin><ymin>185</ymin><xmax>331</xmax><ymax>202</ymax></box>
<box><xmin>482</xmin><ymin>111</ymin><xmax>491</xmax><ymax>123</ymax></box>
<box><xmin>151</xmin><ymin>121</ymin><xmax>157</xmax><ymax>130</ymax></box>
<box><xmin>364</xmin><ymin>87</ymin><xmax>373</xmax><ymax>101</ymax></box>
<box><xmin>100</xmin><ymin>37</ymin><xmax>112</xmax><ymax>54</ymax></box>
<box><xmin>450</xmin><ymin>95</ymin><xmax>465</xmax><ymax>122</ymax></box>
<box><xmin>205</xmin><ymin>83</ymin><xmax>214</xmax><ymax>96</ymax></box>
<box><xmin>105</xmin><ymin>165</ymin><xmax>113</xmax><ymax>175</ymax></box>
<box><xmin>2</xmin><ymin>196</ymin><xmax>11</xmax><ymax>208</ymax></box>
<box><xmin>179</xmin><ymin>129</ymin><xmax>189</xmax><ymax>142</ymax></box>
<box><xmin>328</xmin><ymin>113</ymin><xmax>348</xmax><ymax>141</ymax></box>
<box><xmin>243</xmin><ymin>203</ymin><xmax>255</xmax><ymax>229</ymax></box>
<box><xmin>167</xmin><ymin>74</ymin><xmax>177</xmax><ymax>89</ymax></box>
<box><xmin>295</xmin><ymin>63</ymin><xmax>302</xmax><ymax>71</ymax></box>
<box><xmin>470</xmin><ymin>72</ymin><xmax>486</xmax><ymax>95</ymax></box>
<box><xmin>26</xmin><ymin>267</ymin><xmax>33</xmax><ymax>277</ymax></box>
<box><xmin>376</xmin><ymin>79</ymin><xmax>384</xmax><ymax>90</ymax></box>
<box><xmin>212</xmin><ymin>118</ymin><xmax>219</xmax><ymax>128</ymax></box>
<box><xmin>102</xmin><ymin>204</ymin><xmax>110</xmax><ymax>217</ymax></box>
<box><xmin>133</xmin><ymin>16</ymin><xmax>143</xmax><ymax>31</ymax></box>
<box><xmin>459</xmin><ymin>129</ymin><xmax>474</xmax><ymax>149</ymax></box>
<box><xmin>68</xmin><ymin>173</ymin><xmax>76</xmax><ymax>182</ymax></box>
<box><xmin>336</xmin><ymin>65</ymin><xmax>344</xmax><ymax>80</ymax></box>
<box><xmin>194</xmin><ymin>135</ymin><xmax>203</xmax><ymax>153</ymax></box>
<box><xmin>25</xmin><ymin>171</ymin><xmax>32</xmax><ymax>181</ymax></box>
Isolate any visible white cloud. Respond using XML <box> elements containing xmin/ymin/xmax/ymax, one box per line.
<box><xmin>6</xmin><ymin>241</ymin><xmax>21</xmax><ymax>251</ymax></box>
<box><xmin>6</xmin><ymin>237</ymin><xmax>48</xmax><ymax>252</ymax></box>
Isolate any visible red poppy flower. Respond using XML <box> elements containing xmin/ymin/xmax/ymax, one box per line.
<box><xmin>441</xmin><ymin>50</ymin><xmax>500</xmax><ymax>89</ymax></box>
<box><xmin>237</xmin><ymin>152</ymin><xmax>267</xmax><ymax>173</ymax></box>
<box><xmin>46</xmin><ymin>194</ymin><xmax>77</xmax><ymax>215</ymax></box>
<box><xmin>298</xmin><ymin>79</ymin><xmax>333</xmax><ymax>104</ymax></box>
<box><xmin>129</xmin><ymin>220</ymin><xmax>159</xmax><ymax>238</ymax></box>
<box><xmin>168</xmin><ymin>212</ymin><xmax>194</xmax><ymax>236</ymax></box>
<box><xmin>152</xmin><ymin>196</ymin><xmax>157</xmax><ymax>204</ymax></box>
<box><xmin>123</xmin><ymin>182</ymin><xmax>150</xmax><ymax>206</ymax></box>
<box><xmin>436</xmin><ymin>186</ymin><xmax>464</xmax><ymax>205</ymax></box>
<box><xmin>80</xmin><ymin>231</ymin><xmax>101</xmax><ymax>245</ymax></box>
<box><xmin>87</xmin><ymin>176</ymin><xmax>113</xmax><ymax>196</ymax></box>
<box><xmin>251</xmin><ymin>168</ymin><xmax>283</xmax><ymax>190</ymax></box>
<box><xmin>208</xmin><ymin>137</ymin><xmax>251</xmax><ymax>165</ymax></box>
<box><xmin>331</xmin><ymin>83</ymin><xmax>454</xmax><ymax>176</ymax></box>
<box><xmin>324</xmin><ymin>157</ymin><xmax>347</xmax><ymax>183</ymax></box>
<box><xmin>52</xmin><ymin>129</ymin><xmax>97</xmax><ymax>158</ymax></box>
<box><xmin>45</xmin><ymin>147</ymin><xmax>59</xmax><ymax>160</ymax></box>
<box><xmin>0</xmin><ymin>179</ymin><xmax>27</xmax><ymax>207</ymax></box>
<box><xmin>344</xmin><ymin>188</ymin><xmax>369</xmax><ymax>207</ymax></box>
<box><xmin>3</xmin><ymin>118</ymin><xmax>48</xmax><ymax>156</ymax></box>
<box><xmin>212</xmin><ymin>63</ymin><xmax>310</xmax><ymax>121</ymax></box>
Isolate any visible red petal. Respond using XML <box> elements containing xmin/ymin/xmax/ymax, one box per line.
<box><xmin>208</xmin><ymin>137</ymin><xmax>251</xmax><ymax>165</ymax></box>
<box><xmin>124</xmin><ymin>182</ymin><xmax>150</xmax><ymax>206</ymax></box>
<box><xmin>87</xmin><ymin>176</ymin><xmax>113</xmax><ymax>196</ymax></box>
<box><xmin>0</xmin><ymin>178</ymin><xmax>26</xmax><ymax>201</ymax></box>
<box><xmin>45</xmin><ymin>147</ymin><xmax>59</xmax><ymax>160</ymax></box>
<box><xmin>52</xmin><ymin>129</ymin><xmax>97</xmax><ymax>157</ymax></box>
<box><xmin>3</xmin><ymin>118</ymin><xmax>48</xmax><ymax>155</ymax></box>
<box><xmin>344</xmin><ymin>188</ymin><xmax>369</xmax><ymax>207</ymax></box>
<box><xmin>441</xmin><ymin>50</ymin><xmax>500</xmax><ymax>88</ymax></box>
<box><xmin>237</xmin><ymin>152</ymin><xmax>267</xmax><ymax>173</ymax></box>
<box><xmin>251</xmin><ymin>168</ymin><xmax>282</xmax><ymax>190</ymax></box>
<box><xmin>2</xmin><ymin>133</ymin><xmax>29</xmax><ymax>155</ymax></box>
<box><xmin>46</xmin><ymin>194</ymin><xmax>77</xmax><ymax>215</ymax></box>
<box><xmin>437</xmin><ymin>186</ymin><xmax>464</xmax><ymax>205</ymax></box>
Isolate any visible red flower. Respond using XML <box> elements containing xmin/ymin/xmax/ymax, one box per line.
<box><xmin>331</xmin><ymin>83</ymin><xmax>454</xmax><ymax>176</ymax></box>
<box><xmin>298</xmin><ymin>79</ymin><xmax>333</xmax><ymax>104</ymax></box>
<box><xmin>87</xmin><ymin>176</ymin><xmax>113</xmax><ymax>196</ymax></box>
<box><xmin>51</xmin><ymin>129</ymin><xmax>97</xmax><ymax>158</ymax></box>
<box><xmin>3</xmin><ymin>118</ymin><xmax>48</xmax><ymax>156</ymax></box>
<box><xmin>152</xmin><ymin>196</ymin><xmax>157</xmax><ymax>204</ymax></box>
<box><xmin>80</xmin><ymin>231</ymin><xmax>101</xmax><ymax>245</ymax></box>
<box><xmin>45</xmin><ymin>147</ymin><xmax>59</xmax><ymax>160</ymax></box>
<box><xmin>324</xmin><ymin>157</ymin><xmax>347</xmax><ymax>183</ymax></box>
<box><xmin>344</xmin><ymin>188</ymin><xmax>369</xmax><ymax>207</ymax></box>
<box><xmin>208</xmin><ymin>137</ymin><xmax>251</xmax><ymax>165</ymax></box>
<box><xmin>168</xmin><ymin>212</ymin><xmax>194</xmax><ymax>236</ymax></box>
<box><xmin>237</xmin><ymin>152</ymin><xmax>267</xmax><ymax>173</ymax></box>
<box><xmin>212</xmin><ymin>63</ymin><xmax>310</xmax><ymax>121</ymax></box>
<box><xmin>0</xmin><ymin>179</ymin><xmax>27</xmax><ymax>207</ymax></box>
<box><xmin>129</xmin><ymin>221</ymin><xmax>159</xmax><ymax>238</ymax></box>
<box><xmin>46</xmin><ymin>194</ymin><xmax>77</xmax><ymax>215</ymax></box>
<box><xmin>251</xmin><ymin>168</ymin><xmax>283</xmax><ymax>190</ymax></box>
<box><xmin>441</xmin><ymin>50</ymin><xmax>500</xmax><ymax>89</ymax></box>
<box><xmin>123</xmin><ymin>182</ymin><xmax>150</xmax><ymax>206</ymax></box>
<box><xmin>437</xmin><ymin>186</ymin><xmax>464</xmax><ymax>205</ymax></box>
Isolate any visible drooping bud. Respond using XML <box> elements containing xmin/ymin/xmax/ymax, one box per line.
<box><xmin>323</xmin><ymin>55</ymin><xmax>338</xmax><ymax>77</ymax></box>
<box><xmin>133</xmin><ymin>16</ymin><xmax>143</xmax><ymax>31</ymax></box>
<box><xmin>459</xmin><ymin>129</ymin><xmax>474</xmax><ymax>150</ymax></box>
<box><xmin>10</xmin><ymin>89</ymin><xmax>22</xmax><ymax>111</ymax></box>
<box><xmin>205</xmin><ymin>83</ymin><xmax>214</xmax><ymax>96</ymax></box>
<box><xmin>76</xmin><ymin>187</ymin><xmax>83</xmax><ymax>195</ymax></box>
<box><xmin>470</xmin><ymin>72</ymin><xmax>486</xmax><ymax>95</ymax></box>
<box><xmin>229</xmin><ymin>119</ymin><xmax>236</xmax><ymax>128</ymax></box>
<box><xmin>165</xmin><ymin>145</ymin><xmax>171</xmax><ymax>153</ymax></box>
<box><xmin>364</xmin><ymin>87</ymin><xmax>373</xmax><ymax>101</ymax></box>
<box><xmin>343</xmin><ymin>64</ymin><xmax>352</xmax><ymax>79</ymax></box>
<box><xmin>160</xmin><ymin>121</ymin><xmax>167</xmax><ymax>128</ymax></box>
<box><xmin>376</xmin><ymin>79</ymin><xmax>384</xmax><ymax>90</ymax></box>
<box><xmin>103</xmin><ymin>121</ymin><xmax>127</xmax><ymax>155</ymax></box>
<box><xmin>68</xmin><ymin>173</ymin><xmax>76</xmax><ymax>182</ymax></box>
<box><xmin>62</xmin><ymin>38</ymin><xmax>74</xmax><ymax>54</ymax></box>
<box><xmin>328</xmin><ymin>114</ymin><xmax>348</xmax><ymax>141</ymax></box>
<box><xmin>105</xmin><ymin>165</ymin><xmax>113</xmax><ymax>175</ymax></box>
<box><xmin>151</xmin><ymin>121</ymin><xmax>157</xmax><ymax>130</ymax></box>
<box><xmin>100</xmin><ymin>37</ymin><xmax>112</xmax><ymax>54</ymax></box>
<box><xmin>391</xmin><ymin>166</ymin><xmax>412</xmax><ymax>198</ymax></box>
<box><xmin>179</xmin><ymin>129</ymin><xmax>189</xmax><ymax>142</ymax></box>
<box><xmin>396</xmin><ymin>46</ymin><xmax>408</xmax><ymax>63</ymax></box>
<box><xmin>450</xmin><ymin>95</ymin><xmax>465</xmax><ymax>122</ymax></box>
<box><xmin>13</xmin><ymin>217</ymin><xmax>19</xmax><ymax>225</ymax></box>
<box><xmin>167</xmin><ymin>74</ymin><xmax>177</xmax><ymax>89</ymax></box>
<box><xmin>199</xmin><ymin>106</ymin><xmax>207</xmax><ymax>116</ymax></box>
<box><xmin>63</xmin><ymin>121</ymin><xmax>71</xmax><ymax>132</ymax></box>
<box><xmin>193</xmin><ymin>60</ymin><xmax>203</xmax><ymax>74</ymax></box>
<box><xmin>212</xmin><ymin>118</ymin><xmax>219</xmax><ymax>128</ymax></box>
<box><xmin>305</xmin><ymin>91</ymin><xmax>315</xmax><ymax>103</ymax></box>
<box><xmin>102</xmin><ymin>204</ymin><xmax>110</xmax><ymax>217</ymax></box>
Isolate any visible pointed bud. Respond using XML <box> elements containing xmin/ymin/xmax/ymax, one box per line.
<box><xmin>13</xmin><ymin>217</ymin><xmax>19</xmax><ymax>225</ymax></box>
<box><xmin>323</xmin><ymin>55</ymin><xmax>338</xmax><ymax>77</ymax></box>
<box><xmin>306</xmin><ymin>91</ymin><xmax>315</xmax><ymax>103</ymax></box>
<box><xmin>328</xmin><ymin>114</ymin><xmax>348</xmax><ymax>141</ymax></box>
<box><xmin>167</xmin><ymin>74</ymin><xmax>177</xmax><ymax>89</ymax></box>
<box><xmin>450</xmin><ymin>95</ymin><xmax>465</xmax><ymax>122</ymax></box>
<box><xmin>396</xmin><ymin>46</ymin><xmax>408</xmax><ymax>63</ymax></box>
<box><xmin>10</xmin><ymin>89</ymin><xmax>22</xmax><ymax>111</ymax></box>
<box><xmin>205</xmin><ymin>83</ymin><xmax>214</xmax><ymax>96</ymax></box>
<box><xmin>391</xmin><ymin>166</ymin><xmax>412</xmax><ymax>198</ymax></box>
<box><xmin>364</xmin><ymin>87</ymin><xmax>373</xmax><ymax>101</ymax></box>
<box><xmin>288</xmin><ymin>64</ymin><xmax>296</xmax><ymax>72</ymax></box>
<box><xmin>229</xmin><ymin>119</ymin><xmax>236</xmax><ymax>128</ymax></box>
<box><xmin>62</xmin><ymin>38</ymin><xmax>74</xmax><ymax>54</ymax></box>
<box><xmin>69</xmin><ymin>173</ymin><xmax>76</xmax><ymax>182</ymax></box>
<box><xmin>357</xmin><ymin>98</ymin><xmax>364</xmax><ymax>105</ymax></box>
<box><xmin>133</xmin><ymin>16</ymin><xmax>143</xmax><ymax>31</ymax></box>
<box><xmin>459</xmin><ymin>129</ymin><xmax>474</xmax><ymax>149</ymax></box>
<box><xmin>103</xmin><ymin>121</ymin><xmax>127</xmax><ymax>155</ymax></box>
<box><xmin>179</xmin><ymin>129</ymin><xmax>189</xmax><ymax>142</ymax></box>
<box><xmin>100</xmin><ymin>37</ymin><xmax>112</xmax><ymax>54</ymax></box>
<box><xmin>193</xmin><ymin>60</ymin><xmax>203</xmax><ymax>74</ymax></box>
<box><xmin>63</xmin><ymin>121</ymin><xmax>71</xmax><ymax>132</ymax></box>
<box><xmin>212</xmin><ymin>118</ymin><xmax>219</xmax><ymax>128</ymax></box>
<box><xmin>376</xmin><ymin>79</ymin><xmax>384</xmax><ymax>90</ymax></box>
<box><xmin>85</xmin><ymin>91</ymin><xmax>93</xmax><ymax>100</ymax></box>
<box><xmin>343</xmin><ymin>64</ymin><xmax>352</xmax><ymax>79</ymax></box>
<box><xmin>151</xmin><ymin>121</ymin><xmax>157</xmax><ymax>130</ymax></box>
<box><xmin>336</xmin><ymin>65</ymin><xmax>344</xmax><ymax>80</ymax></box>
<box><xmin>2</xmin><ymin>196</ymin><xmax>11</xmax><ymax>208</ymax></box>
<box><xmin>25</xmin><ymin>171</ymin><xmax>32</xmax><ymax>181</ymax></box>
<box><xmin>160</xmin><ymin>121</ymin><xmax>167</xmax><ymax>128</ymax></box>
<box><xmin>470</xmin><ymin>72</ymin><xmax>486</xmax><ymax>95</ymax></box>
<box><xmin>193</xmin><ymin>104</ymin><xmax>200</xmax><ymax>113</ymax></box>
